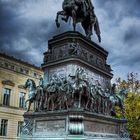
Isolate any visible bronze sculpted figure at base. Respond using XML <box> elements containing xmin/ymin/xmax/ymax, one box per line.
<box><xmin>55</xmin><ymin>0</ymin><xmax>101</xmax><ymax>42</ymax></box>
<box><xmin>24</xmin><ymin>68</ymin><xmax>128</xmax><ymax>118</ymax></box>
<box><xmin>109</xmin><ymin>84</ymin><xmax>129</xmax><ymax>118</ymax></box>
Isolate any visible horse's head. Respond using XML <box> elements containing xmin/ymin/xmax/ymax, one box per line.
<box><xmin>24</xmin><ymin>79</ymin><xmax>30</xmax><ymax>89</ymax></box>
<box><xmin>120</xmin><ymin>89</ymin><xmax>129</xmax><ymax>97</ymax></box>
<box><xmin>24</xmin><ymin>79</ymin><xmax>36</xmax><ymax>89</ymax></box>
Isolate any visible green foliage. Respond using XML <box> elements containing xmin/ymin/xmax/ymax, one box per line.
<box><xmin>125</xmin><ymin>92</ymin><xmax>140</xmax><ymax>140</ymax></box>
<box><xmin>115</xmin><ymin>73</ymin><xmax>140</xmax><ymax>140</ymax></box>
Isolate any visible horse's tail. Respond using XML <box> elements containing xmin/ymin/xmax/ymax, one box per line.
<box><xmin>94</xmin><ymin>17</ymin><xmax>101</xmax><ymax>34</ymax></box>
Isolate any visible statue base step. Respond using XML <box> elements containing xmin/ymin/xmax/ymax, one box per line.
<box><xmin>20</xmin><ymin>110</ymin><xmax>130</xmax><ymax>140</ymax></box>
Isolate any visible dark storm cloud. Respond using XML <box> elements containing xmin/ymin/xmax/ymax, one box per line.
<box><xmin>96</xmin><ymin>0</ymin><xmax>140</xmax><ymax>17</ymax></box>
<box><xmin>0</xmin><ymin>0</ymin><xmax>140</xmax><ymax>79</ymax></box>
<box><xmin>124</xmin><ymin>25</ymin><xmax>140</xmax><ymax>43</ymax></box>
<box><xmin>0</xmin><ymin>0</ymin><xmax>50</xmax><ymax>65</ymax></box>
<box><xmin>92</xmin><ymin>0</ymin><xmax>140</xmax><ymax>79</ymax></box>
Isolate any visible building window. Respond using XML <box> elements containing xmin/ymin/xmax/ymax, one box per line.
<box><xmin>4</xmin><ymin>63</ymin><xmax>8</xmax><ymax>68</ymax></box>
<box><xmin>25</xmin><ymin>70</ymin><xmax>29</xmax><ymax>75</ymax></box>
<box><xmin>20</xmin><ymin>68</ymin><xmax>24</xmax><ymax>73</ymax></box>
<box><xmin>3</xmin><ymin>88</ymin><xmax>11</xmax><ymax>106</ymax></box>
<box><xmin>0</xmin><ymin>119</ymin><xmax>8</xmax><ymax>136</ymax></box>
<box><xmin>17</xmin><ymin>121</ymin><xmax>23</xmax><ymax>137</ymax></box>
<box><xmin>10</xmin><ymin>65</ymin><xmax>15</xmax><ymax>70</ymax></box>
<box><xmin>33</xmin><ymin>72</ymin><xmax>37</xmax><ymax>77</ymax></box>
<box><xmin>19</xmin><ymin>92</ymin><xmax>25</xmax><ymax>108</ymax></box>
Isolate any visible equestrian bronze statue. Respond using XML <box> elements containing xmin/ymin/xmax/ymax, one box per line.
<box><xmin>55</xmin><ymin>0</ymin><xmax>101</xmax><ymax>42</ymax></box>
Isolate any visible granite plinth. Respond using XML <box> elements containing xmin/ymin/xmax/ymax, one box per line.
<box><xmin>20</xmin><ymin>110</ymin><xmax>130</xmax><ymax>140</ymax></box>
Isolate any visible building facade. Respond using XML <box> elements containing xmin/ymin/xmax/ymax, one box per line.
<box><xmin>0</xmin><ymin>53</ymin><xmax>43</xmax><ymax>140</ymax></box>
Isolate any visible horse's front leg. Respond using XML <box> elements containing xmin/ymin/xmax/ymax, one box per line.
<box><xmin>111</xmin><ymin>102</ymin><xmax>117</xmax><ymax>116</ymax></box>
<box><xmin>55</xmin><ymin>11</ymin><xmax>60</xmax><ymax>27</ymax></box>
<box><xmin>24</xmin><ymin>100</ymin><xmax>28</xmax><ymax>110</ymax></box>
<box><xmin>39</xmin><ymin>96</ymin><xmax>44</xmax><ymax>111</ymax></box>
<box><xmin>55</xmin><ymin>11</ymin><xmax>64</xmax><ymax>28</ymax></box>
<box><xmin>86</xmin><ymin>24</ymin><xmax>93</xmax><ymax>40</ymax></box>
<box><xmin>51</xmin><ymin>98</ymin><xmax>54</xmax><ymax>111</ymax></box>
<box><xmin>121</xmin><ymin>102</ymin><xmax>125</xmax><ymax>118</ymax></box>
<box><xmin>47</xmin><ymin>99</ymin><xmax>49</xmax><ymax>111</ymax></box>
<box><xmin>61</xmin><ymin>15</ymin><xmax>69</xmax><ymax>22</ymax></box>
<box><xmin>33</xmin><ymin>101</ymin><xmax>36</xmax><ymax>112</ymax></box>
<box><xmin>65</xmin><ymin>95</ymin><xmax>68</xmax><ymax>110</ymax></box>
<box><xmin>27</xmin><ymin>101</ymin><xmax>31</xmax><ymax>112</ymax></box>
<box><xmin>25</xmin><ymin>99</ymin><xmax>30</xmax><ymax>111</ymax></box>
<box><xmin>78</xmin><ymin>93</ymin><xmax>82</xmax><ymax>108</ymax></box>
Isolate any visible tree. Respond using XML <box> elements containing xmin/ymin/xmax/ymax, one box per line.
<box><xmin>116</xmin><ymin>72</ymin><xmax>140</xmax><ymax>94</ymax></box>
<box><xmin>115</xmin><ymin>72</ymin><xmax>140</xmax><ymax>140</ymax></box>
<box><xmin>125</xmin><ymin>92</ymin><xmax>140</xmax><ymax>140</ymax></box>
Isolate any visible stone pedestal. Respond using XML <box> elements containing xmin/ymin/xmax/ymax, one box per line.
<box><xmin>20</xmin><ymin>31</ymin><xmax>130</xmax><ymax>140</ymax></box>
<box><xmin>42</xmin><ymin>31</ymin><xmax>113</xmax><ymax>89</ymax></box>
<box><xmin>21</xmin><ymin>110</ymin><xmax>129</xmax><ymax>140</ymax></box>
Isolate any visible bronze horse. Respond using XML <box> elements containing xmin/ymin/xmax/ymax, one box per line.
<box><xmin>109</xmin><ymin>89</ymin><xmax>128</xmax><ymax>117</ymax></box>
<box><xmin>55</xmin><ymin>0</ymin><xmax>101</xmax><ymax>42</ymax></box>
<box><xmin>24</xmin><ymin>79</ymin><xmax>43</xmax><ymax>112</ymax></box>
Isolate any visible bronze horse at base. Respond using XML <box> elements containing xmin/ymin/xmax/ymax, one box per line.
<box><xmin>55</xmin><ymin>0</ymin><xmax>101</xmax><ymax>42</ymax></box>
<box><xmin>24</xmin><ymin>79</ymin><xmax>44</xmax><ymax>112</ymax></box>
<box><xmin>109</xmin><ymin>89</ymin><xmax>128</xmax><ymax>117</ymax></box>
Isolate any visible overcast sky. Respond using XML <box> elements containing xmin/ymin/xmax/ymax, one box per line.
<box><xmin>0</xmin><ymin>0</ymin><xmax>140</xmax><ymax>81</ymax></box>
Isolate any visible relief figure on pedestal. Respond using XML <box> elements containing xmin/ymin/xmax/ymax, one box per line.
<box><xmin>57</xmin><ymin>77</ymin><xmax>70</xmax><ymax>110</ymax></box>
<box><xmin>44</xmin><ymin>77</ymin><xmax>59</xmax><ymax>111</ymax></box>
<box><xmin>69</xmin><ymin>68</ymin><xmax>89</xmax><ymax>108</ymax></box>
<box><xmin>24</xmin><ymin>69</ymin><xmax>129</xmax><ymax>118</ymax></box>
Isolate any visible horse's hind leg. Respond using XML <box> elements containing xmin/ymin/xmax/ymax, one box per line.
<box><xmin>33</xmin><ymin>101</ymin><xmax>36</xmax><ymax>112</ymax></box>
<box><xmin>25</xmin><ymin>99</ymin><xmax>30</xmax><ymax>111</ymax></box>
<box><xmin>73</xmin><ymin>23</ymin><xmax>76</xmax><ymax>31</ymax></box>
<box><xmin>24</xmin><ymin>100</ymin><xmax>28</xmax><ymax>109</ymax></box>
<box><xmin>86</xmin><ymin>25</ymin><xmax>93</xmax><ymax>40</ymax></box>
<box><xmin>78</xmin><ymin>94</ymin><xmax>82</xmax><ymax>108</ymax></box>
<box><xmin>72</xmin><ymin>10</ymin><xmax>76</xmax><ymax>31</ymax></box>
<box><xmin>27</xmin><ymin>101</ymin><xmax>31</xmax><ymax>112</ymax></box>
<box><xmin>65</xmin><ymin>96</ymin><xmax>68</xmax><ymax>109</ymax></box>
<box><xmin>121</xmin><ymin>102</ymin><xmax>125</xmax><ymax>118</ymax></box>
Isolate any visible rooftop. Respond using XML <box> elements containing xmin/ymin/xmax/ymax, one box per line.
<box><xmin>0</xmin><ymin>52</ymin><xmax>42</xmax><ymax>71</ymax></box>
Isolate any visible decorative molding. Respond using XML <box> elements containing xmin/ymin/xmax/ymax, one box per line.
<box><xmin>2</xmin><ymin>80</ymin><xmax>15</xmax><ymax>87</ymax></box>
<box><xmin>43</xmin><ymin>42</ymin><xmax>112</xmax><ymax>75</ymax></box>
<box><xmin>21</xmin><ymin>119</ymin><xmax>33</xmax><ymax>136</ymax></box>
<box><xmin>18</xmin><ymin>85</ymin><xmax>26</xmax><ymax>89</ymax></box>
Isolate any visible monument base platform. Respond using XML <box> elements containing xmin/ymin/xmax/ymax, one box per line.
<box><xmin>20</xmin><ymin>110</ymin><xmax>130</xmax><ymax>140</ymax></box>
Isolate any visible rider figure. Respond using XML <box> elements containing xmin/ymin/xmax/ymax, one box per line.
<box><xmin>111</xmin><ymin>83</ymin><xmax>118</xmax><ymax>101</ymax></box>
<box><xmin>86</xmin><ymin>0</ymin><xmax>96</xmax><ymax>24</ymax></box>
<box><xmin>111</xmin><ymin>83</ymin><xmax>116</xmax><ymax>95</ymax></box>
<box><xmin>62</xmin><ymin>0</ymin><xmax>96</xmax><ymax>24</ymax></box>
<box><xmin>75</xmin><ymin>0</ymin><xmax>96</xmax><ymax>23</ymax></box>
